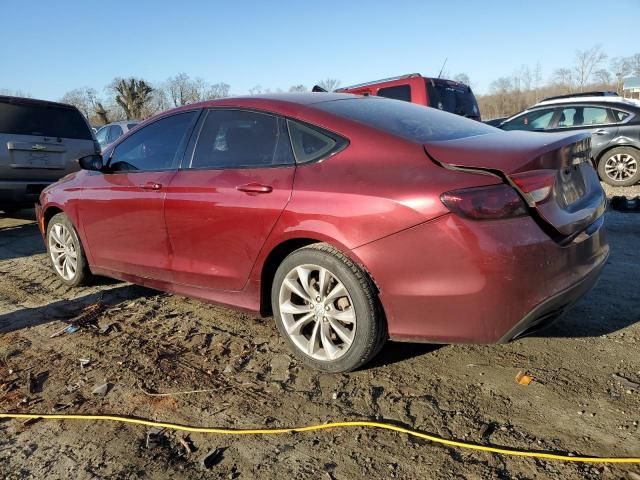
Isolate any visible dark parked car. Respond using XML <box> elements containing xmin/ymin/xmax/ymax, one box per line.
<box><xmin>37</xmin><ymin>94</ymin><xmax>608</xmax><ymax>372</ymax></box>
<box><xmin>498</xmin><ymin>95</ymin><xmax>640</xmax><ymax>186</ymax></box>
<box><xmin>0</xmin><ymin>96</ymin><xmax>97</xmax><ymax>213</ymax></box>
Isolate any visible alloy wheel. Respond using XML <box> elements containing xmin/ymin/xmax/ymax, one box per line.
<box><xmin>278</xmin><ymin>264</ymin><xmax>356</xmax><ymax>361</ymax></box>
<box><xmin>48</xmin><ymin>223</ymin><xmax>78</xmax><ymax>281</ymax></box>
<box><xmin>604</xmin><ymin>153</ymin><xmax>638</xmax><ymax>182</ymax></box>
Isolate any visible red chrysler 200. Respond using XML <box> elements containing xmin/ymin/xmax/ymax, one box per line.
<box><xmin>36</xmin><ymin>93</ymin><xmax>608</xmax><ymax>372</ymax></box>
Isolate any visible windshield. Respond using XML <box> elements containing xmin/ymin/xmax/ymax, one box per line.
<box><xmin>314</xmin><ymin>97</ymin><xmax>496</xmax><ymax>143</ymax></box>
<box><xmin>426</xmin><ymin>80</ymin><xmax>481</xmax><ymax>120</ymax></box>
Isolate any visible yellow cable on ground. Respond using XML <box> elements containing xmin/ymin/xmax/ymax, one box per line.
<box><xmin>1</xmin><ymin>413</ymin><xmax>639</xmax><ymax>464</ymax></box>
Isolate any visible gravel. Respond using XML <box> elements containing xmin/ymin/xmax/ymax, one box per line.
<box><xmin>601</xmin><ymin>182</ymin><xmax>640</xmax><ymax>199</ymax></box>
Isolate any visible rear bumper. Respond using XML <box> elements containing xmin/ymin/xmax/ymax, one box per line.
<box><xmin>496</xmin><ymin>257</ymin><xmax>605</xmax><ymax>342</ymax></box>
<box><xmin>351</xmin><ymin>212</ymin><xmax>608</xmax><ymax>344</ymax></box>
<box><xmin>0</xmin><ymin>180</ymin><xmax>50</xmax><ymax>208</ymax></box>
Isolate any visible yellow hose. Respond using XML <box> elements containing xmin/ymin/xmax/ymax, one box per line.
<box><xmin>1</xmin><ymin>413</ymin><xmax>639</xmax><ymax>464</ymax></box>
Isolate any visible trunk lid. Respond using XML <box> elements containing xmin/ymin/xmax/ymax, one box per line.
<box><xmin>425</xmin><ymin>130</ymin><xmax>606</xmax><ymax>238</ymax></box>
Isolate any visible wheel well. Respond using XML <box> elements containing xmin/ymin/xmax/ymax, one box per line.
<box><xmin>259</xmin><ymin>238</ymin><xmax>322</xmax><ymax>316</ymax></box>
<box><xmin>595</xmin><ymin>144</ymin><xmax>640</xmax><ymax>166</ymax></box>
<box><xmin>43</xmin><ymin>207</ymin><xmax>64</xmax><ymax>229</ymax></box>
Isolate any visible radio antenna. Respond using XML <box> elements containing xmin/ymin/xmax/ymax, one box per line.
<box><xmin>438</xmin><ymin>58</ymin><xmax>448</xmax><ymax>78</ymax></box>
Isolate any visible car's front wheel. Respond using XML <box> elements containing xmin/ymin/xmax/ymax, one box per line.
<box><xmin>598</xmin><ymin>147</ymin><xmax>640</xmax><ymax>186</ymax></box>
<box><xmin>46</xmin><ymin>213</ymin><xmax>92</xmax><ymax>287</ymax></box>
<box><xmin>272</xmin><ymin>243</ymin><xmax>386</xmax><ymax>373</ymax></box>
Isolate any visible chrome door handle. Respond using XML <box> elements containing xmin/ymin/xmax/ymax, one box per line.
<box><xmin>593</xmin><ymin>129</ymin><xmax>608</xmax><ymax>135</ymax></box>
<box><xmin>140</xmin><ymin>182</ymin><xmax>162</xmax><ymax>191</ymax></box>
<box><xmin>236</xmin><ymin>183</ymin><xmax>273</xmax><ymax>194</ymax></box>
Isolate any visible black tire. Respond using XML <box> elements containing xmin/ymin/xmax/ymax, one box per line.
<box><xmin>46</xmin><ymin>213</ymin><xmax>92</xmax><ymax>287</ymax></box>
<box><xmin>271</xmin><ymin>243</ymin><xmax>386</xmax><ymax>373</ymax></box>
<box><xmin>597</xmin><ymin>147</ymin><xmax>640</xmax><ymax>187</ymax></box>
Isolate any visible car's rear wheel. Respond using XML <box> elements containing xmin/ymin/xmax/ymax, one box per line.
<box><xmin>46</xmin><ymin>213</ymin><xmax>92</xmax><ymax>287</ymax></box>
<box><xmin>598</xmin><ymin>147</ymin><xmax>640</xmax><ymax>186</ymax></box>
<box><xmin>272</xmin><ymin>243</ymin><xmax>386</xmax><ymax>373</ymax></box>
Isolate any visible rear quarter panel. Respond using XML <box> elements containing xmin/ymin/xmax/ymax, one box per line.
<box><xmin>248</xmin><ymin>113</ymin><xmax>503</xmax><ymax>283</ymax></box>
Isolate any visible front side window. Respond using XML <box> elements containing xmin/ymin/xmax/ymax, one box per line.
<box><xmin>502</xmin><ymin>109</ymin><xmax>555</xmax><ymax>131</ymax></box>
<box><xmin>190</xmin><ymin>109</ymin><xmax>294</xmax><ymax>169</ymax></box>
<box><xmin>377</xmin><ymin>85</ymin><xmax>412</xmax><ymax>102</ymax></box>
<box><xmin>108</xmin><ymin>111</ymin><xmax>197</xmax><ymax>172</ymax></box>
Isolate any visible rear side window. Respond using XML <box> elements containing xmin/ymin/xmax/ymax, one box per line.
<box><xmin>557</xmin><ymin>106</ymin><xmax>608</xmax><ymax>128</ymax></box>
<box><xmin>315</xmin><ymin>97</ymin><xmax>495</xmax><ymax>143</ymax></box>
<box><xmin>377</xmin><ymin>85</ymin><xmax>411</xmax><ymax>102</ymax></box>
<box><xmin>287</xmin><ymin>121</ymin><xmax>345</xmax><ymax>163</ymax></box>
<box><xmin>612</xmin><ymin>110</ymin><xmax>631</xmax><ymax>123</ymax></box>
<box><xmin>127</xmin><ymin>123</ymin><xmax>139</xmax><ymax>130</ymax></box>
<box><xmin>190</xmin><ymin>109</ymin><xmax>294</xmax><ymax>169</ymax></box>
<box><xmin>0</xmin><ymin>101</ymin><xmax>92</xmax><ymax>140</ymax></box>
<box><xmin>109</xmin><ymin>111</ymin><xmax>197</xmax><ymax>172</ymax></box>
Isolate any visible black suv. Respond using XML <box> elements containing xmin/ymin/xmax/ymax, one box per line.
<box><xmin>498</xmin><ymin>94</ymin><xmax>640</xmax><ymax>186</ymax></box>
<box><xmin>0</xmin><ymin>96</ymin><xmax>97</xmax><ymax>213</ymax></box>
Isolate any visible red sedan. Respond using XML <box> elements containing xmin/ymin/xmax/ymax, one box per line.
<box><xmin>36</xmin><ymin>93</ymin><xmax>608</xmax><ymax>372</ymax></box>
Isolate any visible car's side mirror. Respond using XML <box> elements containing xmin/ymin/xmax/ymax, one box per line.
<box><xmin>78</xmin><ymin>154</ymin><xmax>104</xmax><ymax>171</ymax></box>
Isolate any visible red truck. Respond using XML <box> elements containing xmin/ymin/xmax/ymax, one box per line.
<box><xmin>317</xmin><ymin>73</ymin><xmax>482</xmax><ymax>121</ymax></box>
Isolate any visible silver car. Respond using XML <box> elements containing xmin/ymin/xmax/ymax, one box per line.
<box><xmin>0</xmin><ymin>96</ymin><xmax>97</xmax><ymax>213</ymax></box>
<box><xmin>95</xmin><ymin>120</ymin><xmax>141</xmax><ymax>150</ymax></box>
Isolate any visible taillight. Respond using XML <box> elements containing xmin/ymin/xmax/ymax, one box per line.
<box><xmin>511</xmin><ymin>170</ymin><xmax>557</xmax><ymax>205</ymax></box>
<box><xmin>441</xmin><ymin>184</ymin><xmax>527</xmax><ymax>220</ymax></box>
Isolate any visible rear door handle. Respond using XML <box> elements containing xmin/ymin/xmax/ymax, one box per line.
<box><xmin>593</xmin><ymin>129</ymin><xmax>608</xmax><ymax>135</ymax></box>
<box><xmin>140</xmin><ymin>182</ymin><xmax>163</xmax><ymax>191</ymax></box>
<box><xmin>236</xmin><ymin>183</ymin><xmax>273</xmax><ymax>194</ymax></box>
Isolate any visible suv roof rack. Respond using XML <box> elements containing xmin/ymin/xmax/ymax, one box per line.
<box><xmin>541</xmin><ymin>91</ymin><xmax>619</xmax><ymax>102</ymax></box>
<box><xmin>336</xmin><ymin>73</ymin><xmax>422</xmax><ymax>91</ymax></box>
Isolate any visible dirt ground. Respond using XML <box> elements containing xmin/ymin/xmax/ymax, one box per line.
<box><xmin>0</xmin><ymin>187</ymin><xmax>638</xmax><ymax>480</ymax></box>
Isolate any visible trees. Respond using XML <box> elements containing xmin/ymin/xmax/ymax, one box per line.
<box><xmin>60</xmin><ymin>87</ymin><xmax>98</xmax><ymax>118</ymax></box>
<box><xmin>109</xmin><ymin>77</ymin><xmax>154</xmax><ymax>120</ymax></box>
<box><xmin>164</xmin><ymin>73</ymin><xmax>208</xmax><ymax>107</ymax></box>
<box><xmin>317</xmin><ymin>78</ymin><xmax>341</xmax><ymax>92</ymax></box>
<box><xmin>551</xmin><ymin>67</ymin><xmax>574</xmax><ymax>93</ymax></box>
<box><xmin>573</xmin><ymin>45</ymin><xmax>607</xmax><ymax>92</ymax></box>
<box><xmin>207</xmin><ymin>82</ymin><xmax>230</xmax><ymax>99</ymax></box>
<box><xmin>288</xmin><ymin>84</ymin><xmax>307</xmax><ymax>92</ymax></box>
<box><xmin>0</xmin><ymin>88</ymin><xmax>32</xmax><ymax>98</ymax></box>
<box><xmin>453</xmin><ymin>73</ymin><xmax>471</xmax><ymax>87</ymax></box>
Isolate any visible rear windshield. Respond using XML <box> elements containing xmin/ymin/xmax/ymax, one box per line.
<box><xmin>426</xmin><ymin>80</ymin><xmax>480</xmax><ymax>120</ymax></box>
<box><xmin>314</xmin><ymin>97</ymin><xmax>496</xmax><ymax>143</ymax></box>
<box><xmin>0</xmin><ymin>101</ymin><xmax>92</xmax><ymax>140</ymax></box>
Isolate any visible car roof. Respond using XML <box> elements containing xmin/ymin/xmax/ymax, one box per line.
<box><xmin>0</xmin><ymin>95</ymin><xmax>79</xmax><ymax>111</ymax></box>
<box><xmin>534</xmin><ymin>96</ymin><xmax>640</xmax><ymax>108</ymax></box>
<box><xmin>192</xmin><ymin>92</ymin><xmax>360</xmax><ymax>108</ymax></box>
<box><xmin>148</xmin><ymin>93</ymin><xmax>363</xmax><ymax>121</ymax></box>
